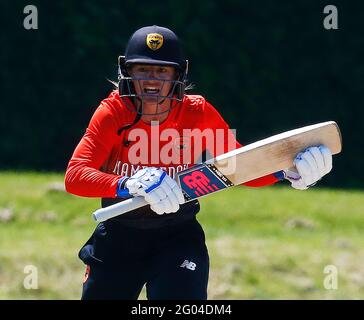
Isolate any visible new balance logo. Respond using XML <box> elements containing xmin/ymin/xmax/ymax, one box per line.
<box><xmin>180</xmin><ymin>260</ymin><xmax>196</xmax><ymax>271</ymax></box>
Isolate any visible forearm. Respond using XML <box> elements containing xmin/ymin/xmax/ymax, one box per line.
<box><xmin>65</xmin><ymin>159</ymin><xmax>120</xmax><ymax>198</ymax></box>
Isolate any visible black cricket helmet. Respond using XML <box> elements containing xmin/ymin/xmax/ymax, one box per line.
<box><xmin>118</xmin><ymin>25</ymin><xmax>189</xmax><ymax>115</ymax></box>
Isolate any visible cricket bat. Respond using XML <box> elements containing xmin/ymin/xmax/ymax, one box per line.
<box><xmin>92</xmin><ymin>121</ymin><xmax>342</xmax><ymax>222</ymax></box>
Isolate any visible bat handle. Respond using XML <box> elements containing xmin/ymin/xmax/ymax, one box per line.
<box><xmin>92</xmin><ymin>197</ymin><xmax>148</xmax><ymax>222</ymax></box>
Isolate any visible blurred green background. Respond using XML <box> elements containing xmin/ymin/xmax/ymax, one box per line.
<box><xmin>1</xmin><ymin>0</ymin><xmax>363</xmax><ymax>299</ymax></box>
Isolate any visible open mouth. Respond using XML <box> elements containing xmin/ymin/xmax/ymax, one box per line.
<box><xmin>143</xmin><ymin>87</ymin><xmax>160</xmax><ymax>95</ymax></box>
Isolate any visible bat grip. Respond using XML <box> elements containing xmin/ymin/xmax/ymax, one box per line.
<box><xmin>92</xmin><ymin>197</ymin><xmax>148</xmax><ymax>222</ymax></box>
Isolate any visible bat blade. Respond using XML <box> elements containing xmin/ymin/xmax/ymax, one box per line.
<box><xmin>211</xmin><ymin>120</ymin><xmax>341</xmax><ymax>184</ymax></box>
<box><xmin>92</xmin><ymin>121</ymin><xmax>342</xmax><ymax>222</ymax></box>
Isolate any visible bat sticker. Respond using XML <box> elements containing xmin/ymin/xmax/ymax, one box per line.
<box><xmin>178</xmin><ymin>164</ymin><xmax>234</xmax><ymax>200</ymax></box>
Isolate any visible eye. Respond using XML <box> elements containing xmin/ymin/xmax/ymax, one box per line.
<box><xmin>159</xmin><ymin>67</ymin><xmax>167</xmax><ymax>73</ymax></box>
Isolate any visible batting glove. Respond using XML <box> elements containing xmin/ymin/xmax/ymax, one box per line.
<box><xmin>117</xmin><ymin>167</ymin><xmax>185</xmax><ymax>215</ymax></box>
<box><xmin>284</xmin><ymin>145</ymin><xmax>333</xmax><ymax>190</ymax></box>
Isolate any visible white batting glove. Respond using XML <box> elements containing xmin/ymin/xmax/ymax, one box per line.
<box><xmin>124</xmin><ymin>167</ymin><xmax>185</xmax><ymax>215</ymax></box>
<box><xmin>284</xmin><ymin>145</ymin><xmax>333</xmax><ymax>190</ymax></box>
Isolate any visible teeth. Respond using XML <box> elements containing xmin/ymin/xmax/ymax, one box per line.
<box><xmin>144</xmin><ymin>88</ymin><xmax>159</xmax><ymax>93</ymax></box>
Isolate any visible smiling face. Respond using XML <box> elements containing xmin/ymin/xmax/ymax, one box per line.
<box><xmin>127</xmin><ymin>64</ymin><xmax>178</xmax><ymax>123</ymax></box>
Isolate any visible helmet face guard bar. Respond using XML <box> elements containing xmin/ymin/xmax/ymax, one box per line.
<box><xmin>118</xmin><ymin>77</ymin><xmax>185</xmax><ymax>116</ymax></box>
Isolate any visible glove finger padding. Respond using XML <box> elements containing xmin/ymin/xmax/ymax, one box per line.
<box><xmin>172</xmin><ymin>184</ymin><xmax>185</xmax><ymax>205</ymax></box>
<box><xmin>308</xmin><ymin>146</ymin><xmax>326</xmax><ymax>177</ymax></box>
<box><xmin>150</xmin><ymin>203</ymin><xmax>166</xmax><ymax>215</ymax></box>
<box><xmin>157</xmin><ymin>181</ymin><xmax>177</xmax><ymax>213</ymax></box>
<box><xmin>319</xmin><ymin>145</ymin><xmax>333</xmax><ymax>174</ymax></box>
<box><xmin>146</xmin><ymin>185</ymin><xmax>167</xmax><ymax>202</ymax></box>
<box><xmin>291</xmin><ymin>145</ymin><xmax>333</xmax><ymax>189</ymax></box>
<box><xmin>300</xmin><ymin>149</ymin><xmax>321</xmax><ymax>183</ymax></box>
<box><xmin>164</xmin><ymin>175</ymin><xmax>185</xmax><ymax>204</ymax></box>
<box><xmin>148</xmin><ymin>187</ymin><xmax>169</xmax><ymax>215</ymax></box>
<box><xmin>159</xmin><ymin>182</ymin><xmax>179</xmax><ymax>213</ymax></box>
<box><xmin>144</xmin><ymin>189</ymin><xmax>164</xmax><ymax>205</ymax></box>
<box><xmin>294</xmin><ymin>156</ymin><xmax>313</xmax><ymax>186</ymax></box>
<box><xmin>158</xmin><ymin>176</ymin><xmax>184</xmax><ymax>213</ymax></box>
<box><xmin>144</xmin><ymin>174</ymin><xmax>183</xmax><ymax>214</ymax></box>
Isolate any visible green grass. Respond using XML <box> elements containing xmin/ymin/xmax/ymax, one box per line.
<box><xmin>1</xmin><ymin>171</ymin><xmax>364</xmax><ymax>299</ymax></box>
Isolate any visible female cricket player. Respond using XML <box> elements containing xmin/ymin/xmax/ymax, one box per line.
<box><xmin>65</xmin><ymin>25</ymin><xmax>333</xmax><ymax>300</ymax></box>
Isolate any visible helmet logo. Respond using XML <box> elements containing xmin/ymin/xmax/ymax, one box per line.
<box><xmin>146</xmin><ymin>33</ymin><xmax>164</xmax><ymax>51</ymax></box>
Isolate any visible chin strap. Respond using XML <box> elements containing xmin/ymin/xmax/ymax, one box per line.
<box><xmin>116</xmin><ymin>111</ymin><xmax>142</xmax><ymax>148</ymax></box>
